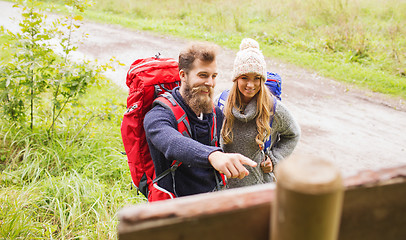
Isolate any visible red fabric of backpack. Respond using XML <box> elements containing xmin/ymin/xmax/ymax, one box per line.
<box><xmin>121</xmin><ymin>56</ymin><xmax>181</xmax><ymax>201</ymax></box>
<box><xmin>121</xmin><ymin>56</ymin><xmax>223</xmax><ymax>202</ymax></box>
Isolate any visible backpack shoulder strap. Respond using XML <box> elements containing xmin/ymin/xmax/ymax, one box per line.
<box><xmin>153</xmin><ymin>92</ymin><xmax>192</xmax><ymax>137</ymax></box>
<box><xmin>263</xmin><ymin>97</ymin><xmax>278</xmax><ymax>152</ymax></box>
<box><xmin>152</xmin><ymin>92</ymin><xmax>189</xmax><ymax>197</ymax></box>
<box><xmin>211</xmin><ymin>105</ymin><xmax>218</xmax><ymax>147</ymax></box>
<box><xmin>216</xmin><ymin>90</ymin><xmax>230</xmax><ymax>112</ymax></box>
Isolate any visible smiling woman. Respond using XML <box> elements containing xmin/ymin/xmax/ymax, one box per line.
<box><xmin>220</xmin><ymin>38</ymin><xmax>301</xmax><ymax>189</ymax></box>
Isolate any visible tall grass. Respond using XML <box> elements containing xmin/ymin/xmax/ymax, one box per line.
<box><xmin>0</xmin><ymin>4</ymin><xmax>147</xmax><ymax>238</ymax></box>
<box><xmin>48</xmin><ymin>0</ymin><xmax>405</xmax><ymax>99</ymax></box>
<box><xmin>0</xmin><ymin>79</ymin><xmax>145</xmax><ymax>238</ymax></box>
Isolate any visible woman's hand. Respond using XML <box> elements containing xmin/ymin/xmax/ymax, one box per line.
<box><xmin>260</xmin><ymin>156</ymin><xmax>273</xmax><ymax>173</ymax></box>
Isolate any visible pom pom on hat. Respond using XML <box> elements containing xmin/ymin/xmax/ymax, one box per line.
<box><xmin>239</xmin><ymin>38</ymin><xmax>260</xmax><ymax>51</ymax></box>
<box><xmin>232</xmin><ymin>38</ymin><xmax>266</xmax><ymax>81</ymax></box>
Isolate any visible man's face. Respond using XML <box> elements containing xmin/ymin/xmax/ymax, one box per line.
<box><xmin>180</xmin><ymin>59</ymin><xmax>218</xmax><ymax>115</ymax></box>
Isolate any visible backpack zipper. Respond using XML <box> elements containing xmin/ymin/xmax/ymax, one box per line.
<box><xmin>125</xmin><ymin>103</ymin><xmax>138</xmax><ymax>113</ymax></box>
<box><xmin>128</xmin><ymin>59</ymin><xmax>178</xmax><ymax>75</ymax></box>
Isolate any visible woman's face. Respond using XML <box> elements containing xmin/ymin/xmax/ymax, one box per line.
<box><xmin>236</xmin><ymin>73</ymin><xmax>262</xmax><ymax>104</ymax></box>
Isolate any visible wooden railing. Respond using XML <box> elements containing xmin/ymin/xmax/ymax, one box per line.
<box><xmin>118</xmin><ymin>156</ymin><xmax>406</xmax><ymax>240</ymax></box>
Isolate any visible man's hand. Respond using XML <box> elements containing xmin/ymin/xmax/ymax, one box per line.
<box><xmin>208</xmin><ymin>151</ymin><xmax>257</xmax><ymax>179</ymax></box>
<box><xmin>260</xmin><ymin>156</ymin><xmax>273</xmax><ymax>173</ymax></box>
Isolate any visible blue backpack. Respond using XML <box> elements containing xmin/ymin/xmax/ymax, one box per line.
<box><xmin>265</xmin><ymin>72</ymin><xmax>282</xmax><ymax>101</ymax></box>
<box><xmin>216</xmin><ymin>72</ymin><xmax>282</xmax><ymax>152</ymax></box>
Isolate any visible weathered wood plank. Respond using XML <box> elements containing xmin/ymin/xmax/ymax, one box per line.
<box><xmin>118</xmin><ymin>165</ymin><xmax>406</xmax><ymax>240</ymax></box>
<box><xmin>339</xmin><ymin>164</ymin><xmax>406</xmax><ymax>240</ymax></box>
<box><xmin>118</xmin><ymin>183</ymin><xmax>275</xmax><ymax>240</ymax></box>
<box><xmin>119</xmin><ymin>204</ymin><xmax>270</xmax><ymax>240</ymax></box>
<box><xmin>339</xmin><ymin>178</ymin><xmax>406</xmax><ymax>240</ymax></box>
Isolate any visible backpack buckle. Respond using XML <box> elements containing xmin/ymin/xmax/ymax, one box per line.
<box><xmin>170</xmin><ymin>161</ymin><xmax>181</xmax><ymax>171</ymax></box>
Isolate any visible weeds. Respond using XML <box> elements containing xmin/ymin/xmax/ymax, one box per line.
<box><xmin>0</xmin><ymin>82</ymin><xmax>143</xmax><ymax>239</ymax></box>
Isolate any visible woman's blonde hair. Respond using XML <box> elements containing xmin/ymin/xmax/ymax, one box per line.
<box><xmin>221</xmin><ymin>77</ymin><xmax>275</xmax><ymax>146</ymax></box>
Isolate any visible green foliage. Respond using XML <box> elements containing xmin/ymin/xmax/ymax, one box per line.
<box><xmin>0</xmin><ymin>1</ymin><xmax>140</xmax><ymax>238</ymax></box>
<box><xmin>0</xmin><ymin>83</ymin><xmax>143</xmax><ymax>239</ymax></box>
<box><xmin>0</xmin><ymin>0</ymin><xmax>108</xmax><ymax>134</ymax></box>
<box><xmin>0</xmin><ymin>0</ymin><xmax>54</xmax><ymax>126</ymax></box>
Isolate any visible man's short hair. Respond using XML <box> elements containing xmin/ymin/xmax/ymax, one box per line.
<box><xmin>178</xmin><ymin>42</ymin><xmax>218</xmax><ymax>75</ymax></box>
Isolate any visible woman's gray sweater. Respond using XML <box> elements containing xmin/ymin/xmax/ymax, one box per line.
<box><xmin>221</xmin><ymin>98</ymin><xmax>300</xmax><ymax>188</ymax></box>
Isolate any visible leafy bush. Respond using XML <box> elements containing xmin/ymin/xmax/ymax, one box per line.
<box><xmin>0</xmin><ymin>0</ymin><xmax>111</xmax><ymax>136</ymax></box>
<box><xmin>0</xmin><ymin>1</ymin><xmax>143</xmax><ymax>239</ymax></box>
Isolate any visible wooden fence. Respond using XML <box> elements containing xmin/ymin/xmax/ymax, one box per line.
<box><xmin>117</xmin><ymin>156</ymin><xmax>406</xmax><ymax>240</ymax></box>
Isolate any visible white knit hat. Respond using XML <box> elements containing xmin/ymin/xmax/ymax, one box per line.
<box><xmin>232</xmin><ymin>38</ymin><xmax>267</xmax><ymax>81</ymax></box>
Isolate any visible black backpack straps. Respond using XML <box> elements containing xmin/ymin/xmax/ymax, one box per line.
<box><xmin>211</xmin><ymin>106</ymin><xmax>226</xmax><ymax>189</ymax></box>
<box><xmin>154</xmin><ymin>82</ymin><xmax>181</xmax><ymax>97</ymax></box>
<box><xmin>214</xmin><ymin>169</ymin><xmax>222</xmax><ymax>191</ymax></box>
<box><xmin>153</xmin><ymin>160</ymin><xmax>182</xmax><ymax>184</ymax></box>
<box><xmin>153</xmin><ymin>160</ymin><xmax>182</xmax><ymax>197</ymax></box>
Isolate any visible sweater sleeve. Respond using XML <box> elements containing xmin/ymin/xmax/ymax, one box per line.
<box><xmin>268</xmin><ymin>100</ymin><xmax>301</xmax><ymax>166</ymax></box>
<box><xmin>144</xmin><ymin>104</ymin><xmax>222</xmax><ymax>168</ymax></box>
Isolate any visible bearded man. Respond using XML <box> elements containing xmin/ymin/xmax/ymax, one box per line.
<box><xmin>144</xmin><ymin>42</ymin><xmax>257</xmax><ymax>199</ymax></box>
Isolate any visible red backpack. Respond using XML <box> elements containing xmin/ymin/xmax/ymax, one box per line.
<box><xmin>121</xmin><ymin>56</ymin><xmax>220</xmax><ymax>202</ymax></box>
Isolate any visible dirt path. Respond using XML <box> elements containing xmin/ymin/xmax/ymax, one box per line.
<box><xmin>1</xmin><ymin>1</ymin><xmax>405</xmax><ymax>177</ymax></box>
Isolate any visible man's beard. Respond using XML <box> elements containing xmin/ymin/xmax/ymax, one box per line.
<box><xmin>183</xmin><ymin>81</ymin><xmax>214</xmax><ymax>115</ymax></box>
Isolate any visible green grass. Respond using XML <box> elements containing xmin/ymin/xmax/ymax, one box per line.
<box><xmin>0</xmin><ymin>5</ymin><xmax>147</xmax><ymax>238</ymax></box>
<box><xmin>41</xmin><ymin>0</ymin><xmax>406</xmax><ymax>99</ymax></box>
<box><xmin>0</xmin><ymin>52</ymin><xmax>145</xmax><ymax>238</ymax></box>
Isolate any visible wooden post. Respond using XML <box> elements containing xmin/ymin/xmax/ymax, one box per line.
<box><xmin>271</xmin><ymin>155</ymin><xmax>344</xmax><ymax>240</ymax></box>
